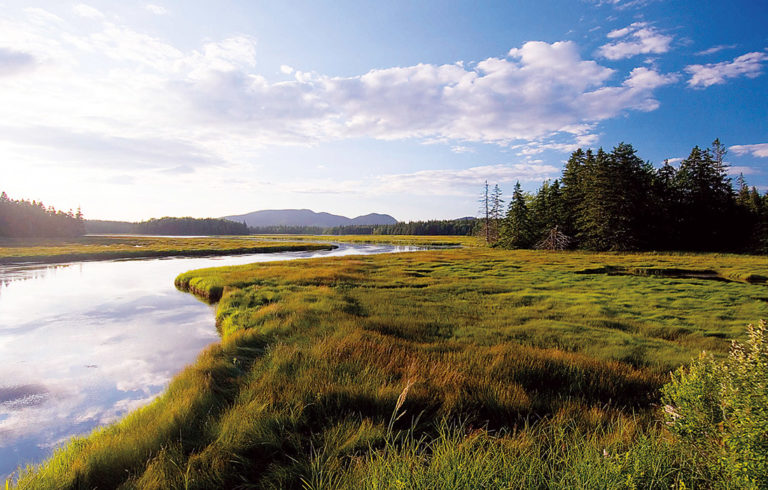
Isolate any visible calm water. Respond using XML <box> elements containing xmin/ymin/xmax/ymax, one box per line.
<box><xmin>0</xmin><ymin>243</ymin><xmax>416</xmax><ymax>477</ymax></box>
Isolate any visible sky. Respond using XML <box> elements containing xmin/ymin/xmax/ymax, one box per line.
<box><xmin>0</xmin><ymin>0</ymin><xmax>766</xmax><ymax>222</ymax></box>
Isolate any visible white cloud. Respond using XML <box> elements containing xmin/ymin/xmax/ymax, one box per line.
<box><xmin>163</xmin><ymin>39</ymin><xmax>677</xmax><ymax>149</ymax></box>
<box><xmin>730</xmin><ymin>143</ymin><xmax>768</xmax><ymax>158</ymax></box>
<box><xmin>377</xmin><ymin>164</ymin><xmax>560</xmax><ymax>195</ymax></box>
<box><xmin>598</xmin><ymin>22</ymin><xmax>673</xmax><ymax>60</ymax></box>
<box><xmin>86</xmin><ymin>23</ymin><xmax>184</xmax><ymax>70</ymax></box>
<box><xmin>685</xmin><ymin>52</ymin><xmax>767</xmax><ymax>88</ymax></box>
<box><xmin>73</xmin><ymin>4</ymin><xmax>105</xmax><ymax>20</ymax></box>
<box><xmin>144</xmin><ymin>4</ymin><xmax>169</xmax><ymax>16</ymax></box>
<box><xmin>286</xmin><ymin>163</ymin><xmax>561</xmax><ymax>197</ymax></box>
<box><xmin>0</xmin><ymin>9</ymin><xmax>677</xmax><ymax>193</ymax></box>
<box><xmin>280</xmin><ymin>64</ymin><xmax>294</xmax><ymax>74</ymax></box>
<box><xmin>517</xmin><ymin>132</ymin><xmax>601</xmax><ymax>156</ymax></box>
<box><xmin>450</xmin><ymin>145</ymin><xmax>474</xmax><ymax>154</ymax></box>
<box><xmin>586</xmin><ymin>0</ymin><xmax>657</xmax><ymax>9</ymax></box>
<box><xmin>728</xmin><ymin>165</ymin><xmax>760</xmax><ymax>176</ymax></box>
<box><xmin>696</xmin><ymin>44</ymin><xmax>737</xmax><ymax>56</ymax></box>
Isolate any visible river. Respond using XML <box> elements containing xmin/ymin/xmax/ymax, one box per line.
<box><xmin>0</xmin><ymin>242</ymin><xmax>418</xmax><ymax>478</ymax></box>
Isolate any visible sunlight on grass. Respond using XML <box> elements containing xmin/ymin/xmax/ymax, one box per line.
<box><xmin>12</xmin><ymin>246</ymin><xmax>768</xmax><ymax>488</ymax></box>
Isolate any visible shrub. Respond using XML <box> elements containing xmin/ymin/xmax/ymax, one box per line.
<box><xmin>661</xmin><ymin>320</ymin><xmax>768</xmax><ymax>488</ymax></box>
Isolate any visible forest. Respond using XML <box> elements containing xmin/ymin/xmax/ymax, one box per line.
<box><xmin>0</xmin><ymin>192</ymin><xmax>84</xmax><ymax>238</ymax></box>
<box><xmin>486</xmin><ymin>140</ymin><xmax>768</xmax><ymax>253</ymax></box>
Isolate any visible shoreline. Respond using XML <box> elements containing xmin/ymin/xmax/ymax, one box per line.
<box><xmin>0</xmin><ymin>243</ymin><xmax>337</xmax><ymax>266</ymax></box>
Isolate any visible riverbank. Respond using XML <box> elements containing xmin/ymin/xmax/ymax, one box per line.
<box><xmin>13</xmin><ymin>246</ymin><xmax>768</xmax><ymax>488</ymax></box>
<box><xmin>0</xmin><ymin>236</ymin><xmax>336</xmax><ymax>265</ymax></box>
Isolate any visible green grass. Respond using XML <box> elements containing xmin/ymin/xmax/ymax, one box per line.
<box><xmin>12</xmin><ymin>247</ymin><xmax>768</xmax><ymax>488</ymax></box>
<box><xmin>0</xmin><ymin>236</ymin><xmax>334</xmax><ymax>264</ymax></box>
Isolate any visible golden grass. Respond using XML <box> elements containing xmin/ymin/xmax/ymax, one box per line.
<box><xmin>13</xmin><ymin>245</ymin><xmax>768</xmax><ymax>488</ymax></box>
<box><xmin>0</xmin><ymin>235</ymin><xmax>334</xmax><ymax>263</ymax></box>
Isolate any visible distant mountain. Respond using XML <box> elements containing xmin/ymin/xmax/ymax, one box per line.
<box><xmin>223</xmin><ymin>209</ymin><xmax>398</xmax><ymax>228</ymax></box>
<box><xmin>349</xmin><ymin>213</ymin><xmax>398</xmax><ymax>225</ymax></box>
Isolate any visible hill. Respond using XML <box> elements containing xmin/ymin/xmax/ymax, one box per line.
<box><xmin>223</xmin><ymin>209</ymin><xmax>397</xmax><ymax>227</ymax></box>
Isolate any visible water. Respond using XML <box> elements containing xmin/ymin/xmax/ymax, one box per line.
<box><xmin>0</xmin><ymin>242</ymin><xmax>417</xmax><ymax>477</ymax></box>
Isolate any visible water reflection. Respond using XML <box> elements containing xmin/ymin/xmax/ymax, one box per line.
<box><xmin>0</xmin><ymin>243</ymin><xmax>418</xmax><ymax>477</ymax></box>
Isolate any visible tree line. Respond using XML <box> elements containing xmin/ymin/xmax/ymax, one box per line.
<box><xmin>0</xmin><ymin>192</ymin><xmax>85</xmax><ymax>237</ymax></box>
<box><xmin>134</xmin><ymin>217</ymin><xmax>249</xmax><ymax>235</ymax></box>
<box><xmin>248</xmin><ymin>219</ymin><xmax>476</xmax><ymax>236</ymax></box>
<box><xmin>483</xmin><ymin>140</ymin><xmax>768</xmax><ymax>253</ymax></box>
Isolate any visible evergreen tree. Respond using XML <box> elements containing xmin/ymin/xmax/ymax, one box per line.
<box><xmin>650</xmin><ymin>159</ymin><xmax>682</xmax><ymax>249</ymax></box>
<box><xmin>675</xmin><ymin>144</ymin><xmax>735</xmax><ymax>250</ymax></box>
<box><xmin>560</xmin><ymin>148</ymin><xmax>587</xmax><ymax>241</ymax></box>
<box><xmin>529</xmin><ymin>179</ymin><xmax>566</xmax><ymax>245</ymax></box>
<box><xmin>500</xmin><ymin>181</ymin><xmax>533</xmax><ymax>248</ymax></box>
<box><xmin>0</xmin><ymin>192</ymin><xmax>85</xmax><ymax>237</ymax></box>
<box><xmin>577</xmin><ymin>144</ymin><xmax>651</xmax><ymax>251</ymax></box>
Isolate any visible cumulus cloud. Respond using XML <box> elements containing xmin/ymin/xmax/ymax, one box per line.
<box><xmin>685</xmin><ymin>52</ymin><xmax>767</xmax><ymax>88</ymax></box>
<box><xmin>598</xmin><ymin>22</ymin><xmax>673</xmax><ymax>60</ymax></box>
<box><xmin>175</xmin><ymin>40</ymin><xmax>675</xmax><ymax>148</ymax></box>
<box><xmin>0</xmin><ymin>8</ymin><xmax>678</xmax><ymax>182</ymax></box>
<box><xmin>0</xmin><ymin>47</ymin><xmax>37</xmax><ymax>76</ymax></box>
<box><xmin>730</xmin><ymin>143</ymin><xmax>768</xmax><ymax>158</ymax></box>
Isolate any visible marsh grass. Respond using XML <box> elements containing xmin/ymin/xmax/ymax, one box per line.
<box><xmin>0</xmin><ymin>236</ymin><xmax>334</xmax><ymax>264</ymax></box>
<box><xmin>13</xmin><ymin>247</ymin><xmax>768</xmax><ymax>488</ymax></box>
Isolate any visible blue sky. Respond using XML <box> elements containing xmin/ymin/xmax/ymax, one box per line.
<box><xmin>0</xmin><ymin>0</ymin><xmax>766</xmax><ymax>221</ymax></box>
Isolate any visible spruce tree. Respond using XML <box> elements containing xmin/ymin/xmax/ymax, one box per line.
<box><xmin>561</xmin><ymin>148</ymin><xmax>587</xmax><ymax>240</ymax></box>
<box><xmin>577</xmin><ymin>144</ymin><xmax>650</xmax><ymax>251</ymax></box>
<box><xmin>501</xmin><ymin>181</ymin><xmax>533</xmax><ymax>248</ymax></box>
<box><xmin>675</xmin><ymin>144</ymin><xmax>735</xmax><ymax>250</ymax></box>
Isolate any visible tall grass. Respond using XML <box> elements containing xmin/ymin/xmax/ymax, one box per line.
<box><xmin>13</xmin><ymin>247</ymin><xmax>768</xmax><ymax>488</ymax></box>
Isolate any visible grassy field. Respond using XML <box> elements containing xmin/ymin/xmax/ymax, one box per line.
<box><xmin>12</xmin><ymin>245</ymin><xmax>768</xmax><ymax>488</ymax></box>
<box><xmin>0</xmin><ymin>236</ymin><xmax>335</xmax><ymax>264</ymax></box>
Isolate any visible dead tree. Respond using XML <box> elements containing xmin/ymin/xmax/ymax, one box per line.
<box><xmin>535</xmin><ymin>226</ymin><xmax>571</xmax><ymax>251</ymax></box>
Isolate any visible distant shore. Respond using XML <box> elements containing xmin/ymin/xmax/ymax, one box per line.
<box><xmin>0</xmin><ymin>236</ymin><xmax>336</xmax><ymax>265</ymax></box>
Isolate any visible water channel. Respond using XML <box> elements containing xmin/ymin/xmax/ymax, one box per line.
<box><xmin>0</xmin><ymin>242</ymin><xmax>418</xmax><ymax>477</ymax></box>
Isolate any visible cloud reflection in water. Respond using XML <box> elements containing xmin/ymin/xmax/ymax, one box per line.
<box><xmin>0</xmin><ymin>243</ymin><xmax>416</xmax><ymax>477</ymax></box>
